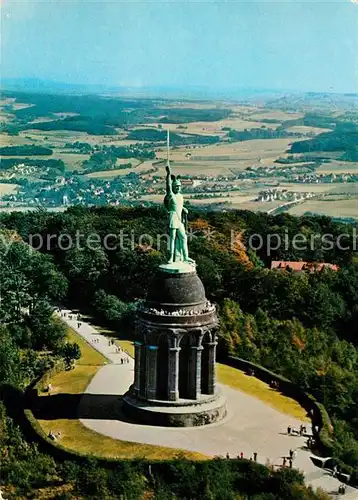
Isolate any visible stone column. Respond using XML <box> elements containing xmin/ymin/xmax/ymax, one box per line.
<box><xmin>133</xmin><ymin>341</ymin><xmax>142</xmax><ymax>396</ymax></box>
<box><xmin>188</xmin><ymin>345</ymin><xmax>204</xmax><ymax>400</ymax></box>
<box><xmin>145</xmin><ymin>345</ymin><xmax>158</xmax><ymax>400</ymax></box>
<box><xmin>168</xmin><ymin>347</ymin><xmax>181</xmax><ymax>401</ymax></box>
<box><xmin>207</xmin><ymin>339</ymin><xmax>217</xmax><ymax>395</ymax></box>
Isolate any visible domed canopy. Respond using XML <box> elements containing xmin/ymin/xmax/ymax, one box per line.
<box><xmin>146</xmin><ymin>269</ymin><xmax>206</xmax><ymax>307</ymax></box>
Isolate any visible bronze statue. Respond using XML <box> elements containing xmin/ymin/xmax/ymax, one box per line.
<box><xmin>164</xmin><ymin>132</ymin><xmax>195</xmax><ymax>265</ymax></box>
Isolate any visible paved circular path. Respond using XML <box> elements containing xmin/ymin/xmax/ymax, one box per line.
<box><xmin>59</xmin><ymin>309</ymin><xmax>356</xmax><ymax>498</ymax></box>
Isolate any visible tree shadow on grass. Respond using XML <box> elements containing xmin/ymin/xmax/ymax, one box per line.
<box><xmin>26</xmin><ymin>391</ymin><xmax>134</xmax><ymax>423</ymax></box>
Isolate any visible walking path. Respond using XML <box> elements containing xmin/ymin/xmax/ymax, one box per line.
<box><xmin>57</xmin><ymin>309</ymin><xmax>134</xmax><ymax>366</ymax></box>
<box><xmin>59</xmin><ymin>308</ymin><xmax>356</xmax><ymax>499</ymax></box>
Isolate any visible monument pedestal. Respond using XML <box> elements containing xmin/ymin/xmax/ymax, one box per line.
<box><xmin>122</xmin><ymin>265</ymin><xmax>227</xmax><ymax>427</ymax></box>
<box><xmin>123</xmin><ymin>389</ymin><xmax>227</xmax><ymax>427</ymax></box>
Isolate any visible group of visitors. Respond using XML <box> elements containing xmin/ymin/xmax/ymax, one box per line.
<box><xmin>332</xmin><ymin>466</ymin><xmax>349</xmax><ymax>494</ymax></box>
<box><xmin>338</xmin><ymin>483</ymin><xmax>347</xmax><ymax>495</ymax></box>
<box><xmin>225</xmin><ymin>451</ymin><xmax>258</xmax><ymax>462</ymax></box>
<box><xmin>281</xmin><ymin>448</ymin><xmax>297</xmax><ymax>469</ymax></box>
<box><xmin>59</xmin><ymin>310</ymin><xmax>83</xmax><ymax>329</ymax></box>
<box><xmin>48</xmin><ymin>430</ymin><xmax>61</xmax><ymax>441</ymax></box>
<box><xmin>306</xmin><ymin>436</ymin><xmax>315</xmax><ymax>449</ymax></box>
<box><xmin>142</xmin><ymin>300</ymin><xmax>215</xmax><ymax>317</ymax></box>
<box><xmin>107</xmin><ymin>339</ymin><xmax>130</xmax><ymax>364</ymax></box>
<box><xmin>269</xmin><ymin>380</ymin><xmax>279</xmax><ymax>389</ymax></box>
<box><xmin>282</xmin><ymin>457</ymin><xmax>293</xmax><ymax>468</ymax></box>
<box><xmin>287</xmin><ymin>424</ymin><xmax>307</xmax><ymax>436</ymax></box>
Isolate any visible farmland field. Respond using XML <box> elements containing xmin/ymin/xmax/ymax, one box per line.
<box><xmin>288</xmin><ymin>199</ymin><xmax>358</xmax><ymax>219</ymax></box>
<box><xmin>248</xmin><ymin>110</ymin><xmax>304</xmax><ymax>121</ymax></box>
<box><xmin>286</xmin><ymin>125</ymin><xmax>333</xmax><ymax>135</ymax></box>
<box><xmin>278</xmin><ymin>183</ymin><xmax>338</xmax><ymax>194</ymax></box>
<box><xmin>0</xmin><ymin>133</ymin><xmax>32</xmax><ymax>146</ymax></box>
<box><xmin>86</xmin><ymin>160</ymin><xmax>152</xmax><ymax>178</ymax></box>
<box><xmin>146</xmin><ymin>116</ymin><xmax>278</xmax><ymax>136</ymax></box>
<box><xmin>1</xmin><ymin>93</ymin><xmax>357</xmax><ymax>220</ymax></box>
<box><xmin>0</xmin><ymin>183</ymin><xmax>18</xmax><ymax>196</ymax></box>
<box><xmin>140</xmin><ymin>193</ymin><xmax>255</xmax><ymax>206</ymax></box>
<box><xmin>316</xmin><ymin>160</ymin><xmax>358</xmax><ymax>174</ymax></box>
<box><xmin>0</xmin><ymin>152</ymin><xmax>91</xmax><ymax>171</ymax></box>
<box><xmin>53</xmin><ymin>152</ymin><xmax>90</xmax><ymax>170</ymax></box>
<box><xmin>326</xmin><ymin>183</ymin><xmax>358</xmax><ymax>195</ymax></box>
<box><xmin>156</xmin><ymin>138</ymin><xmax>301</xmax><ymax>175</ymax></box>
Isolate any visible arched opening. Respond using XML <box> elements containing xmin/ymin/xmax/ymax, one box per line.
<box><xmin>156</xmin><ymin>334</ymin><xmax>169</xmax><ymax>400</ymax></box>
<box><xmin>179</xmin><ymin>333</ymin><xmax>191</xmax><ymax>399</ymax></box>
<box><xmin>201</xmin><ymin>331</ymin><xmax>211</xmax><ymax>394</ymax></box>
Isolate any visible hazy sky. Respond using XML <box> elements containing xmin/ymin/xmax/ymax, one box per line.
<box><xmin>2</xmin><ymin>0</ymin><xmax>358</xmax><ymax>93</ymax></box>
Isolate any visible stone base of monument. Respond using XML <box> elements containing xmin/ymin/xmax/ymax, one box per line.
<box><xmin>122</xmin><ymin>388</ymin><xmax>227</xmax><ymax>427</ymax></box>
<box><xmin>126</xmin><ymin>263</ymin><xmax>227</xmax><ymax>427</ymax></box>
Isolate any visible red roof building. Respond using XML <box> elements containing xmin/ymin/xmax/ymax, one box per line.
<box><xmin>271</xmin><ymin>261</ymin><xmax>339</xmax><ymax>272</ymax></box>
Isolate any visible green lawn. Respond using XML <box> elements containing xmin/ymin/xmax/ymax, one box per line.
<box><xmin>34</xmin><ymin>325</ymin><xmax>206</xmax><ymax>460</ymax></box>
<box><xmin>66</xmin><ymin>325</ymin><xmax>107</xmax><ymax>366</ymax></box>
<box><xmin>38</xmin><ymin>418</ymin><xmax>206</xmax><ymax>460</ymax></box>
<box><xmin>217</xmin><ymin>363</ymin><xmax>309</xmax><ymax>421</ymax></box>
<box><xmin>33</xmin><ymin>322</ymin><xmax>308</xmax><ymax>461</ymax></box>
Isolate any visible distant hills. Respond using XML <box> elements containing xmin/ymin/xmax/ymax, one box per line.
<box><xmin>0</xmin><ymin>78</ymin><xmax>297</xmax><ymax>101</ymax></box>
<box><xmin>268</xmin><ymin>92</ymin><xmax>358</xmax><ymax>111</ymax></box>
<box><xmin>1</xmin><ymin>78</ymin><xmax>357</xmax><ymax>109</ymax></box>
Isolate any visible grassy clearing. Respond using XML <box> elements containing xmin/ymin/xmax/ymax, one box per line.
<box><xmin>42</xmin><ymin>364</ymin><xmax>100</xmax><ymax>395</ymax></box>
<box><xmin>217</xmin><ymin>363</ymin><xmax>309</xmax><ymax>422</ymax></box>
<box><xmin>38</xmin><ymin>418</ymin><xmax>206</xmax><ymax>460</ymax></box>
<box><xmin>35</xmin><ymin>325</ymin><xmax>205</xmax><ymax>460</ymax></box>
